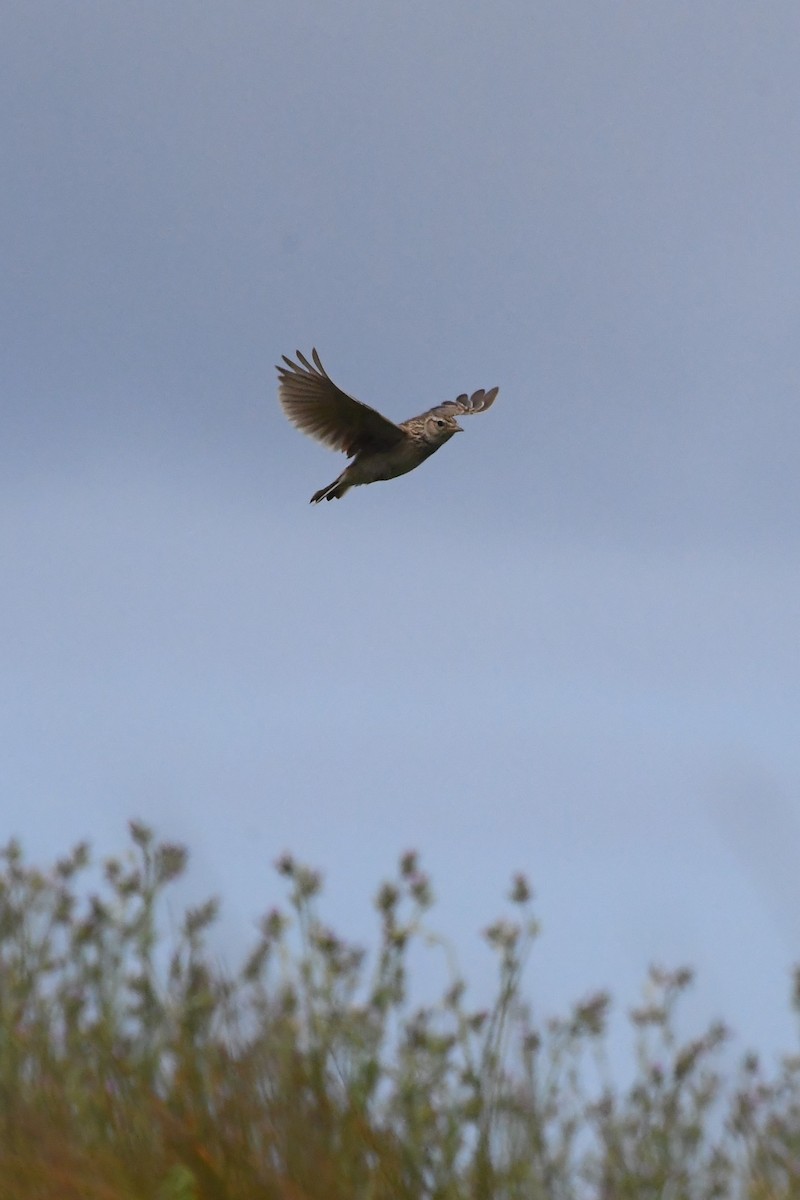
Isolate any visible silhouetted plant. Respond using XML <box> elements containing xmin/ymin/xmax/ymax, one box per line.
<box><xmin>0</xmin><ymin>823</ymin><xmax>798</xmax><ymax>1198</ymax></box>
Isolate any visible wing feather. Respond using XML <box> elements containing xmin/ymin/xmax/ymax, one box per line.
<box><xmin>417</xmin><ymin>386</ymin><xmax>499</xmax><ymax>422</ymax></box>
<box><xmin>277</xmin><ymin>350</ymin><xmax>406</xmax><ymax>457</ymax></box>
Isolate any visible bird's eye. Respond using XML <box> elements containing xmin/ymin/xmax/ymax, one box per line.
<box><xmin>435</xmin><ymin>418</ymin><xmax>445</xmax><ymax>428</ymax></box>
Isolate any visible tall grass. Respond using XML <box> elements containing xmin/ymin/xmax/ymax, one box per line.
<box><xmin>0</xmin><ymin>822</ymin><xmax>798</xmax><ymax>1198</ymax></box>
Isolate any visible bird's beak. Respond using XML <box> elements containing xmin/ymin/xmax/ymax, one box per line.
<box><xmin>454</xmin><ymin>422</ymin><xmax>463</xmax><ymax>433</ymax></box>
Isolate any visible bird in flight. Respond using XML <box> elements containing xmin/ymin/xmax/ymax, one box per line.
<box><xmin>277</xmin><ymin>349</ymin><xmax>499</xmax><ymax>503</ymax></box>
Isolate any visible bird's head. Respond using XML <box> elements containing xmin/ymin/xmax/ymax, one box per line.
<box><xmin>423</xmin><ymin>412</ymin><xmax>463</xmax><ymax>445</ymax></box>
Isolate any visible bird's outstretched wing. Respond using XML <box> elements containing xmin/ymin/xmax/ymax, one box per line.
<box><xmin>277</xmin><ymin>349</ymin><xmax>406</xmax><ymax>457</ymax></box>
<box><xmin>420</xmin><ymin>386</ymin><xmax>499</xmax><ymax>421</ymax></box>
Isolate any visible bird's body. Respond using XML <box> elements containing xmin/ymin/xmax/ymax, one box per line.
<box><xmin>277</xmin><ymin>349</ymin><xmax>498</xmax><ymax>503</ymax></box>
<box><xmin>308</xmin><ymin>439</ymin><xmax>441</xmax><ymax>503</ymax></box>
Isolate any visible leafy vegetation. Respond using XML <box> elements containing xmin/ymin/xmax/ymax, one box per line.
<box><xmin>0</xmin><ymin>822</ymin><xmax>798</xmax><ymax>1198</ymax></box>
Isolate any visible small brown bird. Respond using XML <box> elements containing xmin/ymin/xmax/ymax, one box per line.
<box><xmin>277</xmin><ymin>349</ymin><xmax>499</xmax><ymax>503</ymax></box>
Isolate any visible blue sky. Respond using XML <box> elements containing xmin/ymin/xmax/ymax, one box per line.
<box><xmin>3</xmin><ymin>1</ymin><xmax>800</xmax><ymax>1065</ymax></box>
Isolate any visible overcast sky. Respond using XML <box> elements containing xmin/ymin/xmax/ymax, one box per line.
<box><xmin>3</xmin><ymin>2</ymin><xmax>800</xmax><ymax>1067</ymax></box>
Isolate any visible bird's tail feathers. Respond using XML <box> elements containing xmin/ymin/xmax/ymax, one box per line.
<box><xmin>310</xmin><ymin>476</ymin><xmax>352</xmax><ymax>504</ymax></box>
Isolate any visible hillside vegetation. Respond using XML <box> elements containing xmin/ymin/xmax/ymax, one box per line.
<box><xmin>1</xmin><ymin>822</ymin><xmax>798</xmax><ymax>1199</ymax></box>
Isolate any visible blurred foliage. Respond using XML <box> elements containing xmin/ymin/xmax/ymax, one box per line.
<box><xmin>0</xmin><ymin>823</ymin><xmax>799</xmax><ymax>1198</ymax></box>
